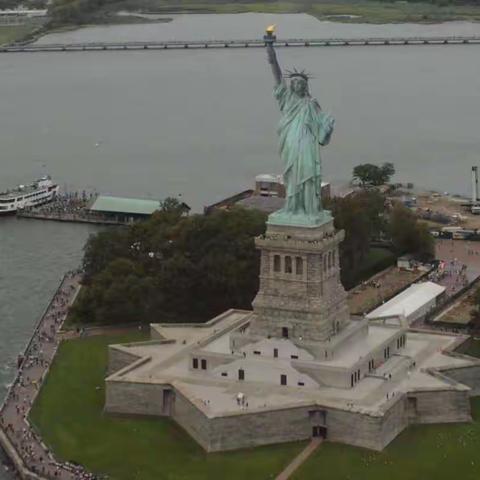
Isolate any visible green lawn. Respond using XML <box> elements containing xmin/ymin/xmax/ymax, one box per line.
<box><xmin>29</xmin><ymin>333</ymin><xmax>306</xmax><ymax>480</ymax></box>
<box><xmin>31</xmin><ymin>333</ymin><xmax>480</xmax><ymax>480</ymax></box>
<box><xmin>0</xmin><ymin>25</ymin><xmax>37</xmax><ymax>46</ymax></box>
<box><xmin>294</xmin><ymin>400</ymin><xmax>480</xmax><ymax>480</ymax></box>
<box><xmin>462</xmin><ymin>338</ymin><xmax>480</xmax><ymax>358</ymax></box>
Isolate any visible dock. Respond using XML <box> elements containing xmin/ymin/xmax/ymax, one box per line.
<box><xmin>15</xmin><ymin>193</ymin><xmax>169</xmax><ymax>226</ymax></box>
<box><xmin>2</xmin><ymin>36</ymin><xmax>480</xmax><ymax>53</ymax></box>
<box><xmin>16</xmin><ymin>210</ymin><xmax>129</xmax><ymax>226</ymax></box>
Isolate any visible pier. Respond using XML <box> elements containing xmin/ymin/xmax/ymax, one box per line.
<box><xmin>0</xmin><ymin>273</ymin><xmax>95</xmax><ymax>480</ymax></box>
<box><xmin>17</xmin><ymin>210</ymin><xmax>130</xmax><ymax>226</ymax></box>
<box><xmin>15</xmin><ymin>192</ymin><xmax>165</xmax><ymax>226</ymax></box>
<box><xmin>2</xmin><ymin>36</ymin><xmax>480</xmax><ymax>53</ymax></box>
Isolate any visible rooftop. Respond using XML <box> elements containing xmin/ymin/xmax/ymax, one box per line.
<box><xmin>366</xmin><ymin>281</ymin><xmax>446</xmax><ymax>320</ymax></box>
<box><xmin>107</xmin><ymin>311</ymin><xmax>475</xmax><ymax>418</ymax></box>
<box><xmin>237</xmin><ymin>195</ymin><xmax>285</xmax><ymax>213</ymax></box>
<box><xmin>89</xmin><ymin>195</ymin><xmax>160</xmax><ymax>215</ymax></box>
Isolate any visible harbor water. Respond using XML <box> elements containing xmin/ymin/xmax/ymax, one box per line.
<box><xmin>2</xmin><ymin>12</ymin><xmax>480</xmax><ymax>478</ymax></box>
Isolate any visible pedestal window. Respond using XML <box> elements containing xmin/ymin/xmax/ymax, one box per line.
<box><xmin>273</xmin><ymin>255</ymin><xmax>281</xmax><ymax>272</ymax></box>
<box><xmin>285</xmin><ymin>256</ymin><xmax>292</xmax><ymax>273</ymax></box>
<box><xmin>295</xmin><ymin>256</ymin><xmax>303</xmax><ymax>275</ymax></box>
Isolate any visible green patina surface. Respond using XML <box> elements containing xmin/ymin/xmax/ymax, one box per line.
<box><xmin>89</xmin><ymin>195</ymin><xmax>161</xmax><ymax>215</ymax></box>
<box><xmin>267</xmin><ymin>66</ymin><xmax>335</xmax><ymax>227</ymax></box>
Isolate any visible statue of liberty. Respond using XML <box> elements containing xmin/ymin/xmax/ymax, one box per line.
<box><xmin>265</xmin><ymin>27</ymin><xmax>335</xmax><ymax>227</ymax></box>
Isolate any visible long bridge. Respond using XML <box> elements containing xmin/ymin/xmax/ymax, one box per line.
<box><xmin>2</xmin><ymin>35</ymin><xmax>480</xmax><ymax>53</ymax></box>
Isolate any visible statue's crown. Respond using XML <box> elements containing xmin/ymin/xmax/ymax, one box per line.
<box><xmin>285</xmin><ymin>68</ymin><xmax>312</xmax><ymax>81</ymax></box>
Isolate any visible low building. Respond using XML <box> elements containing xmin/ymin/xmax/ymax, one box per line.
<box><xmin>397</xmin><ymin>254</ymin><xmax>416</xmax><ymax>270</ymax></box>
<box><xmin>254</xmin><ymin>174</ymin><xmax>285</xmax><ymax>197</ymax></box>
<box><xmin>204</xmin><ymin>174</ymin><xmax>330</xmax><ymax>215</ymax></box>
<box><xmin>366</xmin><ymin>281</ymin><xmax>446</xmax><ymax>325</ymax></box>
<box><xmin>0</xmin><ymin>9</ymin><xmax>47</xmax><ymax>26</ymax></box>
<box><xmin>88</xmin><ymin>195</ymin><xmax>161</xmax><ymax>223</ymax></box>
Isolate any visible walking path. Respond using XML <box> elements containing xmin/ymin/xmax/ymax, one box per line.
<box><xmin>275</xmin><ymin>438</ymin><xmax>322</xmax><ymax>480</ymax></box>
<box><xmin>0</xmin><ymin>272</ymin><xmax>97</xmax><ymax>479</ymax></box>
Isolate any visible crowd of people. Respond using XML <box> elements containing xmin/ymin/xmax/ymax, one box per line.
<box><xmin>24</xmin><ymin>191</ymin><xmax>94</xmax><ymax>219</ymax></box>
<box><xmin>0</xmin><ymin>271</ymin><xmax>99</xmax><ymax>480</ymax></box>
<box><xmin>432</xmin><ymin>259</ymin><xmax>469</xmax><ymax>297</ymax></box>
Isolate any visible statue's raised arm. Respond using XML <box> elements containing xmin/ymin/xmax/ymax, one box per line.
<box><xmin>264</xmin><ymin>26</ymin><xmax>283</xmax><ymax>86</ymax></box>
<box><xmin>263</xmin><ymin>25</ymin><xmax>336</xmax><ymax>227</ymax></box>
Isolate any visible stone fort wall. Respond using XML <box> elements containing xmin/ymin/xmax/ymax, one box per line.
<box><xmin>104</xmin><ymin>378</ymin><xmax>472</xmax><ymax>452</ymax></box>
<box><xmin>105</xmin><ymin>380</ymin><xmax>168</xmax><ymax>417</ymax></box>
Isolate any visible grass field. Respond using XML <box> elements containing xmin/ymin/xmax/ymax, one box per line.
<box><xmin>463</xmin><ymin>338</ymin><xmax>480</xmax><ymax>358</ymax></box>
<box><xmin>29</xmin><ymin>333</ymin><xmax>306</xmax><ymax>480</ymax></box>
<box><xmin>30</xmin><ymin>332</ymin><xmax>480</xmax><ymax>480</ymax></box>
<box><xmin>0</xmin><ymin>25</ymin><xmax>38</xmax><ymax>45</ymax></box>
<box><xmin>294</xmin><ymin>399</ymin><xmax>480</xmax><ymax>480</ymax></box>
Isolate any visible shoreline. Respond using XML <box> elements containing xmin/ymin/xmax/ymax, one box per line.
<box><xmin>6</xmin><ymin>6</ymin><xmax>480</xmax><ymax>47</ymax></box>
<box><xmin>0</xmin><ymin>273</ymin><xmax>91</xmax><ymax>480</ymax></box>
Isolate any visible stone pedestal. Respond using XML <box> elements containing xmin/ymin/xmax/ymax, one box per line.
<box><xmin>249</xmin><ymin>218</ymin><xmax>350</xmax><ymax>345</ymax></box>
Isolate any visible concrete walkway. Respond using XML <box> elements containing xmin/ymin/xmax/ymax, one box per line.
<box><xmin>275</xmin><ymin>438</ymin><xmax>322</xmax><ymax>480</ymax></box>
<box><xmin>0</xmin><ymin>273</ymin><xmax>95</xmax><ymax>479</ymax></box>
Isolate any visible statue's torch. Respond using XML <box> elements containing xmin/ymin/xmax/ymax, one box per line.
<box><xmin>264</xmin><ymin>24</ymin><xmax>276</xmax><ymax>46</ymax></box>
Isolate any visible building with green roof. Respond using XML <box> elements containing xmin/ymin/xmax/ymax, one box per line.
<box><xmin>88</xmin><ymin>195</ymin><xmax>161</xmax><ymax>222</ymax></box>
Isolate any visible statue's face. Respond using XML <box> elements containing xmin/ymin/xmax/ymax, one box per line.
<box><xmin>291</xmin><ymin>77</ymin><xmax>308</xmax><ymax>97</ymax></box>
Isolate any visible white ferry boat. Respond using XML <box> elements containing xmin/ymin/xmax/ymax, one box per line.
<box><xmin>0</xmin><ymin>176</ymin><xmax>59</xmax><ymax>215</ymax></box>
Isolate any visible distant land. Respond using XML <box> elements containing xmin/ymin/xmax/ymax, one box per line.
<box><xmin>48</xmin><ymin>0</ymin><xmax>480</xmax><ymax>27</ymax></box>
<box><xmin>3</xmin><ymin>0</ymin><xmax>480</xmax><ymax>46</ymax></box>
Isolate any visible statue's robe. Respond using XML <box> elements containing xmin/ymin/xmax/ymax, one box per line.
<box><xmin>274</xmin><ymin>83</ymin><xmax>334</xmax><ymax>216</ymax></box>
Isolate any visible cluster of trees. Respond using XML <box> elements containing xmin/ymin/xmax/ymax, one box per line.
<box><xmin>328</xmin><ymin>189</ymin><xmax>386</xmax><ymax>288</ymax></box>
<box><xmin>0</xmin><ymin>0</ymin><xmax>47</xmax><ymax>5</ymax></box>
<box><xmin>353</xmin><ymin>162</ymin><xmax>395</xmax><ymax>187</ymax></box>
<box><xmin>47</xmin><ymin>0</ymin><xmax>113</xmax><ymax>24</ymax></box>
<box><xmin>389</xmin><ymin>203</ymin><xmax>433</xmax><ymax>260</ymax></box>
<box><xmin>71</xmin><ymin>200</ymin><xmax>267</xmax><ymax>325</ymax></box>
<box><xmin>0</xmin><ymin>0</ymin><xmax>23</xmax><ymax>8</ymax></box>
<box><xmin>72</xmin><ymin>186</ymin><xmax>435</xmax><ymax>325</ymax></box>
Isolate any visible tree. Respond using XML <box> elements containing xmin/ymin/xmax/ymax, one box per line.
<box><xmin>72</xmin><ymin>206</ymin><xmax>267</xmax><ymax>325</ymax></box>
<box><xmin>159</xmin><ymin>196</ymin><xmax>190</xmax><ymax>216</ymax></box>
<box><xmin>328</xmin><ymin>190</ymin><xmax>386</xmax><ymax>288</ymax></box>
<box><xmin>389</xmin><ymin>204</ymin><xmax>434</xmax><ymax>260</ymax></box>
<box><xmin>353</xmin><ymin>162</ymin><xmax>395</xmax><ymax>186</ymax></box>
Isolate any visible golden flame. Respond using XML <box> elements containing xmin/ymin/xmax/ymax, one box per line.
<box><xmin>266</xmin><ymin>24</ymin><xmax>276</xmax><ymax>34</ymax></box>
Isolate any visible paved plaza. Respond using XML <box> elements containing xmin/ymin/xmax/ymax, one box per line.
<box><xmin>436</xmin><ymin>239</ymin><xmax>480</xmax><ymax>281</ymax></box>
